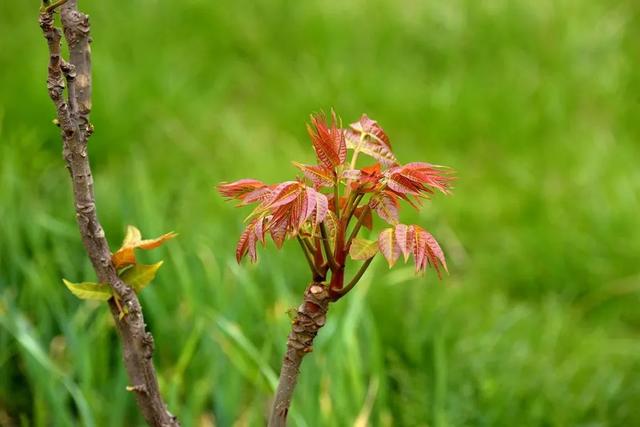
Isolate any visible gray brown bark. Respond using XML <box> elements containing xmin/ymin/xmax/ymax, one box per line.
<box><xmin>269</xmin><ymin>283</ymin><xmax>330</xmax><ymax>427</ymax></box>
<box><xmin>39</xmin><ymin>2</ymin><xmax>179</xmax><ymax>425</ymax></box>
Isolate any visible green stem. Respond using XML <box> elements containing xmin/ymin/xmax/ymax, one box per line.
<box><xmin>350</xmin><ymin>133</ymin><xmax>365</xmax><ymax>170</ymax></box>
<box><xmin>41</xmin><ymin>0</ymin><xmax>69</xmax><ymax>13</ymax></box>
<box><xmin>342</xmin><ymin>134</ymin><xmax>365</xmax><ymax>202</ymax></box>
<box><xmin>302</xmin><ymin>236</ymin><xmax>317</xmax><ymax>256</ymax></box>
<box><xmin>333</xmin><ymin>181</ymin><xmax>340</xmax><ymax>218</ymax></box>
<box><xmin>345</xmin><ymin>193</ymin><xmax>364</xmax><ymax>226</ymax></box>
<box><xmin>340</xmin><ymin>191</ymin><xmax>355</xmax><ymax>219</ymax></box>
<box><xmin>334</xmin><ymin>256</ymin><xmax>375</xmax><ymax>299</ymax></box>
<box><xmin>297</xmin><ymin>236</ymin><xmax>323</xmax><ymax>280</ymax></box>
<box><xmin>346</xmin><ymin>203</ymin><xmax>372</xmax><ymax>250</ymax></box>
<box><xmin>350</xmin><ymin>149</ymin><xmax>360</xmax><ymax>170</ymax></box>
<box><xmin>319</xmin><ymin>223</ymin><xmax>339</xmax><ymax>271</ymax></box>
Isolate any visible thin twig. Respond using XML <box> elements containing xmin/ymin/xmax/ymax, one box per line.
<box><xmin>42</xmin><ymin>0</ymin><xmax>69</xmax><ymax>13</ymax></box>
<box><xmin>297</xmin><ymin>236</ymin><xmax>323</xmax><ymax>280</ymax></box>
<box><xmin>333</xmin><ymin>256</ymin><xmax>375</xmax><ymax>300</ymax></box>
<box><xmin>301</xmin><ymin>236</ymin><xmax>318</xmax><ymax>256</ymax></box>
<box><xmin>345</xmin><ymin>192</ymin><xmax>364</xmax><ymax>225</ymax></box>
<box><xmin>333</xmin><ymin>182</ymin><xmax>340</xmax><ymax>218</ymax></box>
<box><xmin>319</xmin><ymin>223</ymin><xmax>339</xmax><ymax>271</ymax></box>
<box><xmin>346</xmin><ymin>203</ymin><xmax>372</xmax><ymax>250</ymax></box>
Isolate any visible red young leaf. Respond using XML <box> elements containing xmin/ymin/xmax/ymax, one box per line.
<box><xmin>354</xmin><ymin>206</ymin><xmax>373</xmax><ymax>230</ymax></box>
<box><xmin>269</xmin><ymin>219</ymin><xmax>288</xmax><ymax>248</ymax></box>
<box><xmin>246</xmin><ymin>228</ymin><xmax>258</xmax><ymax>262</ymax></box>
<box><xmin>345</xmin><ymin>163</ymin><xmax>384</xmax><ymax>194</ymax></box>
<box><xmin>342</xmin><ymin>164</ymin><xmax>379</xmax><ymax>179</ymax></box>
<box><xmin>351</xmin><ymin>114</ymin><xmax>391</xmax><ymax>148</ymax></box>
<box><xmin>293</xmin><ymin>162</ymin><xmax>334</xmax><ymax>187</ymax></box>
<box><xmin>307</xmin><ymin>111</ymin><xmax>347</xmax><ymax>169</ymax></box>
<box><xmin>326</xmin><ymin>193</ymin><xmax>348</xmax><ymax>214</ymax></box>
<box><xmin>241</xmin><ymin>186</ymin><xmax>273</xmax><ymax>205</ymax></box>
<box><xmin>235</xmin><ymin>180</ymin><xmax>331</xmax><ymax>256</ymax></box>
<box><xmin>371</xmin><ymin>191</ymin><xmax>400</xmax><ymax>225</ymax></box>
<box><xmin>423</xmin><ymin>229</ymin><xmax>448</xmax><ymax>275</ymax></box>
<box><xmin>255</xmin><ymin>216</ymin><xmax>268</xmax><ymax>245</ymax></box>
<box><xmin>300</xmin><ymin>187</ymin><xmax>317</xmax><ymax>227</ymax></box>
<box><xmin>296</xmin><ymin>187</ymin><xmax>328</xmax><ymax>229</ymax></box>
<box><xmin>378</xmin><ymin>228</ymin><xmax>401</xmax><ymax>268</ymax></box>
<box><xmin>361</xmin><ymin>163</ymin><xmax>382</xmax><ymax>176</ymax></box>
<box><xmin>386</xmin><ymin>173</ymin><xmax>428</xmax><ymax>196</ymax></box>
<box><xmin>341</xmin><ymin>169</ymin><xmax>362</xmax><ymax>180</ymax></box>
<box><xmin>314</xmin><ymin>191</ymin><xmax>329</xmax><ymax>227</ymax></box>
<box><xmin>412</xmin><ymin>226</ymin><xmax>426</xmax><ymax>270</ymax></box>
<box><xmin>400</xmin><ymin>162</ymin><xmax>453</xmax><ymax>194</ymax></box>
<box><xmin>395</xmin><ymin>224</ymin><xmax>414</xmax><ymax>262</ymax></box>
<box><xmin>265</xmin><ymin>181</ymin><xmax>304</xmax><ymax>209</ymax></box>
<box><xmin>412</xmin><ymin>225</ymin><xmax>447</xmax><ymax>277</ymax></box>
<box><xmin>236</xmin><ymin>219</ymin><xmax>258</xmax><ymax>263</ymax></box>
<box><xmin>374</xmin><ymin>224</ymin><xmax>447</xmax><ymax>276</ymax></box>
<box><xmin>345</xmin><ymin>114</ymin><xmax>397</xmax><ymax>166</ymax></box>
<box><xmin>385</xmin><ymin>163</ymin><xmax>452</xmax><ymax>201</ymax></box>
<box><xmin>289</xmin><ymin>191</ymin><xmax>305</xmax><ymax>230</ymax></box>
<box><xmin>218</xmin><ymin>179</ymin><xmax>270</xmax><ymax>205</ymax></box>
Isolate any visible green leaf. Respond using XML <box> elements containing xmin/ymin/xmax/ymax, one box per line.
<box><xmin>119</xmin><ymin>261</ymin><xmax>163</xmax><ymax>293</ymax></box>
<box><xmin>349</xmin><ymin>237</ymin><xmax>379</xmax><ymax>260</ymax></box>
<box><xmin>63</xmin><ymin>279</ymin><xmax>113</xmax><ymax>301</ymax></box>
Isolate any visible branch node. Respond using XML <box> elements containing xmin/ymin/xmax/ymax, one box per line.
<box><xmin>126</xmin><ymin>384</ymin><xmax>148</xmax><ymax>395</ymax></box>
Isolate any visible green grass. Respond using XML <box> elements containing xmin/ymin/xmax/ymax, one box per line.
<box><xmin>1</xmin><ymin>0</ymin><xmax>640</xmax><ymax>425</ymax></box>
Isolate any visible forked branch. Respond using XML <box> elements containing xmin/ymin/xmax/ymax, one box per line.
<box><xmin>39</xmin><ymin>2</ymin><xmax>179</xmax><ymax>425</ymax></box>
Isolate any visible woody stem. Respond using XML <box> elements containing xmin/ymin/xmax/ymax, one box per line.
<box><xmin>269</xmin><ymin>284</ymin><xmax>330</xmax><ymax>427</ymax></box>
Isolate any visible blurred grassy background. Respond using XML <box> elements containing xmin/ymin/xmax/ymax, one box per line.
<box><xmin>1</xmin><ymin>0</ymin><xmax>639</xmax><ymax>425</ymax></box>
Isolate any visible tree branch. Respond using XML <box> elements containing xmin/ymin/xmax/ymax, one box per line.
<box><xmin>269</xmin><ymin>284</ymin><xmax>330</xmax><ymax>427</ymax></box>
<box><xmin>39</xmin><ymin>3</ymin><xmax>179</xmax><ymax>425</ymax></box>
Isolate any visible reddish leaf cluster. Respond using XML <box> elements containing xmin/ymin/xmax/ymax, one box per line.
<box><xmin>219</xmin><ymin>111</ymin><xmax>454</xmax><ymax>291</ymax></box>
<box><xmin>216</xmin><ymin>179</ymin><xmax>271</xmax><ymax>206</ymax></box>
<box><xmin>292</xmin><ymin>162</ymin><xmax>333</xmax><ymax>187</ymax></box>
<box><xmin>378</xmin><ymin>224</ymin><xmax>447</xmax><ymax>276</ymax></box>
<box><xmin>307</xmin><ymin>111</ymin><xmax>346</xmax><ymax>169</ymax></box>
<box><xmin>345</xmin><ymin>114</ymin><xmax>397</xmax><ymax>166</ymax></box>
<box><xmin>384</xmin><ymin>162</ymin><xmax>452</xmax><ymax>206</ymax></box>
<box><xmin>219</xmin><ymin>180</ymin><xmax>329</xmax><ymax>262</ymax></box>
